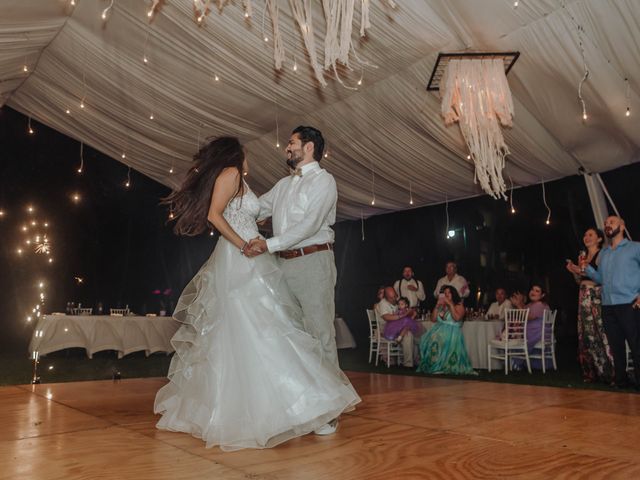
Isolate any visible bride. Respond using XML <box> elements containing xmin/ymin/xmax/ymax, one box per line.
<box><xmin>154</xmin><ymin>136</ymin><xmax>360</xmax><ymax>451</ymax></box>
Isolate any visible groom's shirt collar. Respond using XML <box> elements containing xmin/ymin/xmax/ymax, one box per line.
<box><xmin>298</xmin><ymin>161</ymin><xmax>320</xmax><ymax>176</ymax></box>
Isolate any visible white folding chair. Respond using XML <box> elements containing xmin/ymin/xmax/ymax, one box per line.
<box><xmin>366</xmin><ymin>309</ymin><xmax>379</xmax><ymax>364</ymax></box>
<box><xmin>528</xmin><ymin>309</ymin><xmax>557</xmax><ymax>373</ymax></box>
<box><xmin>110</xmin><ymin>308</ymin><xmax>130</xmax><ymax>316</ymax></box>
<box><xmin>488</xmin><ymin>308</ymin><xmax>530</xmax><ymax>374</ymax></box>
<box><xmin>373</xmin><ymin>312</ymin><xmax>404</xmax><ymax>368</ymax></box>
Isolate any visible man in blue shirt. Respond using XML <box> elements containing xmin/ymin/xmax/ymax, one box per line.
<box><xmin>583</xmin><ymin>216</ymin><xmax>640</xmax><ymax>388</ymax></box>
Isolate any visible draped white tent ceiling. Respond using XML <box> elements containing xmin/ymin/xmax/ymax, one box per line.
<box><xmin>1</xmin><ymin>0</ymin><xmax>638</xmax><ymax>220</ymax></box>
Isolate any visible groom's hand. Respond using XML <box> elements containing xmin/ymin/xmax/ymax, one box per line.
<box><xmin>247</xmin><ymin>238</ymin><xmax>268</xmax><ymax>256</ymax></box>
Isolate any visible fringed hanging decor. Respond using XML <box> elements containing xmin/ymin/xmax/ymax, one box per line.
<box><xmin>430</xmin><ymin>52</ymin><xmax>519</xmax><ymax>199</ymax></box>
<box><xmin>440</xmin><ymin>58</ymin><xmax>514</xmax><ymax>199</ymax></box>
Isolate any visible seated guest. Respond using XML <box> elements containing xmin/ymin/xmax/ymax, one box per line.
<box><xmin>394</xmin><ymin>266</ymin><xmax>426</xmax><ymax>308</ymax></box>
<box><xmin>417</xmin><ymin>285</ymin><xmax>476</xmax><ymax>375</ymax></box>
<box><xmin>375</xmin><ymin>287</ymin><xmax>419</xmax><ymax>368</ymax></box>
<box><xmin>487</xmin><ymin>287</ymin><xmax>512</xmax><ymax>320</ymax></box>
<box><xmin>433</xmin><ymin>261</ymin><xmax>470</xmax><ymax>300</ymax></box>
<box><xmin>383</xmin><ymin>296</ymin><xmax>421</xmax><ymax>343</ymax></box>
<box><xmin>510</xmin><ymin>283</ymin><xmax>551</xmax><ymax>369</ymax></box>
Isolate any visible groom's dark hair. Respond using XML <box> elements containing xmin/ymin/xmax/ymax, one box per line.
<box><xmin>292</xmin><ymin>125</ymin><xmax>325</xmax><ymax>162</ymax></box>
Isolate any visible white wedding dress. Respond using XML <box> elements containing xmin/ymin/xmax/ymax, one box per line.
<box><xmin>154</xmin><ymin>184</ymin><xmax>360</xmax><ymax>451</ymax></box>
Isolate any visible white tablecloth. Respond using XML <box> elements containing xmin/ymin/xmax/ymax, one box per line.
<box><xmin>29</xmin><ymin>315</ymin><xmax>179</xmax><ymax>358</ymax></box>
<box><xmin>419</xmin><ymin>319</ymin><xmax>503</xmax><ymax>369</ymax></box>
<box><xmin>335</xmin><ymin>317</ymin><xmax>356</xmax><ymax>349</ymax></box>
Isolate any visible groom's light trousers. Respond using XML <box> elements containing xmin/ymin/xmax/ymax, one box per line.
<box><xmin>278</xmin><ymin>250</ymin><xmax>340</xmax><ymax>369</ymax></box>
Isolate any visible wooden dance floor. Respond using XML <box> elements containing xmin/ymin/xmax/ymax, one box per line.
<box><xmin>3</xmin><ymin>372</ymin><xmax>640</xmax><ymax>479</ymax></box>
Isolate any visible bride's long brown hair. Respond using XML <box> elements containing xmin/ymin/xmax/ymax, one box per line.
<box><xmin>162</xmin><ymin>136</ymin><xmax>245</xmax><ymax>236</ymax></box>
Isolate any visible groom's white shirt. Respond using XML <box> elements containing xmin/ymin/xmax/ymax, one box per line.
<box><xmin>258</xmin><ymin>161</ymin><xmax>337</xmax><ymax>253</ymax></box>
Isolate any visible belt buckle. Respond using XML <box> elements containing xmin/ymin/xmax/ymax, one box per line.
<box><xmin>298</xmin><ymin>247</ymin><xmax>305</xmax><ymax>257</ymax></box>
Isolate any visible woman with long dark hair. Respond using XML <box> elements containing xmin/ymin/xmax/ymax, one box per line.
<box><xmin>154</xmin><ymin>137</ymin><xmax>359</xmax><ymax>451</ymax></box>
<box><xmin>566</xmin><ymin>227</ymin><xmax>614</xmax><ymax>383</ymax></box>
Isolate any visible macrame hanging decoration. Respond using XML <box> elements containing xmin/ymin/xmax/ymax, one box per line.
<box><xmin>440</xmin><ymin>58</ymin><xmax>514</xmax><ymax>199</ymax></box>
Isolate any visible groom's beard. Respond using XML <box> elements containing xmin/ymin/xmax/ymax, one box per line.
<box><xmin>286</xmin><ymin>150</ymin><xmax>303</xmax><ymax>170</ymax></box>
<box><xmin>605</xmin><ymin>226</ymin><xmax>621</xmax><ymax>238</ymax></box>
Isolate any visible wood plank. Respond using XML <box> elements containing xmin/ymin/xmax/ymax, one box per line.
<box><xmin>2</xmin><ymin>372</ymin><xmax>640</xmax><ymax>479</ymax></box>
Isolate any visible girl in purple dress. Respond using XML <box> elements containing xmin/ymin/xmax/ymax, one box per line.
<box><xmin>383</xmin><ymin>297</ymin><xmax>420</xmax><ymax>343</ymax></box>
<box><xmin>511</xmin><ymin>284</ymin><xmax>551</xmax><ymax>370</ymax></box>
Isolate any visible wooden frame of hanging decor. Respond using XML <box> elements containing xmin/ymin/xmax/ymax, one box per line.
<box><xmin>426</xmin><ymin>51</ymin><xmax>520</xmax><ymax>91</ymax></box>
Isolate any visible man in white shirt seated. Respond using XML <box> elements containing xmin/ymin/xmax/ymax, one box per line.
<box><xmin>394</xmin><ymin>266</ymin><xmax>426</xmax><ymax>308</ymax></box>
<box><xmin>433</xmin><ymin>261</ymin><xmax>470</xmax><ymax>300</ymax></box>
<box><xmin>486</xmin><ymin>287</ymin><xmax>512</xmax><ymax>320</ymax></box>
<box><xmin>375</xmin><ymin>287</ymin><xmax>418</xmax><ymax>368</ymax></box>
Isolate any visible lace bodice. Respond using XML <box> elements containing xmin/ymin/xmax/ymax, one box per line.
<box><xmin>222</xmin><ymin>184</ymin><xmax>261</xmax><ymax>241</ymax></box>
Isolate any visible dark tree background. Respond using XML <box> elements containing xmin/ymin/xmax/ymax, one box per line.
<box><xmin>2</xmin><ymin>106</ymin><xmax>639</xmax><ymax>362</ymax></box>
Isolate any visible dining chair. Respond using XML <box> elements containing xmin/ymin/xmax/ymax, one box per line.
<box><xmin>488</xmin><ymin>308</ymin><xmax>530</xmax><ymax>374</ymax></box>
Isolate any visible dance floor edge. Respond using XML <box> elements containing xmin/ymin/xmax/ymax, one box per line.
<box><xmin>2</xmin><ymin>372</ymin><xmax>639</xmax><ymax>479</ymax></box>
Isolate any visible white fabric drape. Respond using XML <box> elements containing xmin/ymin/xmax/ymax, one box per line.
<box><xmin>583</xmin><ymin>172</ymin><xmax>610</xmax><ymax>230</ymax></box>
<box><xmin>1</xmin><ymin>0</ymin><xmax>639</xmax><ymax>220</ymax></box>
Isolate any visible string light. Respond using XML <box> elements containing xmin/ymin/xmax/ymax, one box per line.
<box><xmin>143</xmin><ymin>31</ymin><xmax>150</xmax><ymax>64</ymax></box>
<box><xmin>169</xmin><ymin>164</ymin><xmax>174</xmax><ymax>174</ymax></box>
<box><xmin>70</xmin><ymin>0</ymin><xmax>76</xmax><ymax>5</ymax></box>
<box><xmin>563</xmin><ymin>2</ymin><xmax>589</xmax><ymax>122</ymax></box>
<box><xmin>77</xmin><ymin>142</ymin><xmax>84</xmax><ymax>173</ymax></box>
<box><xmin>509</xmin><ymin>175</ymin><xmax>516</xmax><ymax>214</ymax></box>
<box><xmin>101</xmin><ymin>0</ymin><xmax>114</xmax><ymax>20</ymax></box>
<box><xmin>149</xmin><ymin>113</ymin><xmax>154</xmax><ymax>120</ymax></box>
<box><xmin>293</xmin><ymin>58</ymin><xmax>298</xmax><ymax>72</ymax></box>
<box><xmin>409</xmin><ymin>181</ymin><xmax>414</xmax><ymax>205</ymax></box>
<box><xmin>168</xmin><ymin>211</ymin><xmax>174</xmax><ymax>220</ymax></box>
<box><xmin>0</xmin><ymin>209</ymin><xmax>4</xmax><ymax>217</ymax></box>
<box><xmin>466</xmin><ymin>154</ymin><xmax>471</xmax><ymax>160</ymax></box>
<box><xmin>357</xmin><ymin>68</ymin><xmax>363</xmax><ymax>86</ymax></box>
<box><xmin>513</xmin><ymin>1</ymin><xmax>519</xmax><ymax>7</ymax></box>
<box><xmin>214</xmin><ymin>74</ymin><xmax>220</xmax><ymax>82</ymax></box>
<box><xmin>625</xmin><ymin>78</ymin><xmax>631</xmax><ymax>117</ymax></box>
<box><xmin>541</xmin><ymin>178</ymin><xmax>551</xmax><ymax>225</ymax></box>
<box><xmin>445</xmin><ymin>196</ymin><xmax>451</xmax><ymax>239</ymax></box>
<box><xmin>370</xmin><ymin>162</ymin><xmax>376</xmax><ymax>206</ymax></box>
<box><xmin>65</xmin><ymin>108</ymin><xmax>71</xmax><ymax>115</ymax></box>
<box><xmin>27</xmin><ymin>206</ymin><xmax>34</xmax><ymax>213</ymax></box>
<box><xmin>125</xmin><ymin>166</ymin><xmax>131</xmax><ymax>188</ymax></box>
<box><xmin>28</xmin><ymin>117</ymin><xmax>34</xmax><ymax>135</ymax></box>
<box><xmin>274</xmin><ymin>99</ymin><xmax>280</xmax><ymax>148</ymax></box>
<box><xmin>71</xmin><ymin>192</ymin><xmax>81</xmax><ymax>203</ymax></box>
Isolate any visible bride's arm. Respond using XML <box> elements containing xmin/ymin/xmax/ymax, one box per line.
<box><xmin>207</xmin><ymin>168</ymin><xmax>252</xmax><ymax>253</ymax></box>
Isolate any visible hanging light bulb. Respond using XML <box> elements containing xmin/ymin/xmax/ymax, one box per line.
<box><xmin>65</xmin><ymin>108</ymin><xmax>71</xmax><ymax>115</ymax></box>
<box><xmin>511</xmin><ymin>207</ymin><xmax>516</xmax><ymax>214</ymax></box>
<box><xmin>370</xmin><ymin>198</ymin><xmax>375</xmax><ymax>206</ymax></box>
<box><xmin>80</xmin><ymin>99</ymin><xmax>85</xmax><ymax>109</ymax></box>
<box><xmin>626</xmin><ymin>107</ymin><xmax>631</xmax><ymax>117</ymax></box>
<box><xmin>149</xmin><ymin>113</ymin><xmax>154</xmax><ymax>120</ymax></box>
<box><xmin>101</xmin><ymin>0</ymin><xmax>114</xmax><ymax>20</ymax></box>
<box><xmin>147</xmin><ymin>9</ymin><xmax>154</xmax><ymax>18</ymax></box>
<box><xmin>169</xmin><ymin>166</ymin><xmax>174</xmax><ymax>174</ymax></box>
<box><xmin>143</xmin><ymin>55</ymin><xmax>148</xmax><ymax>64</ymax></box>
<box><xmin>23</xmin><ymin>64</ymin><xmax>29</xmax><ymax>73</ymax></box>
<box><xmin>214</xmin><ymin>75</ymin><xmax>220</xmax><ymax>82</ymax></box>
<box><xmin>168</xmin><ymin>211</ymin><xmax>174</xmax><ymax>219</ymax></box>
<box><xmin>293</xmin><ymin>59</ymin><xmax>298</xmax><ymax>72</ymax></box>
<box><xmin>70</xmin><ymin>0</ymin><xmax>76</xmax><ymax>5</ymax></box>
<box><xmin>582</xmin><ymin>112</ymin><xmax>588</xmax><ymax>121</ymax></box>
<box><xmin>276</xmin><ymin>141</ymin><xmax>280</xmax><ymax>148</ymax></box>
<box><xmin>244</xmin><ymin>11</ymin><xmax>249</xmax><ymax>18</ymax></box>
<box><xmin>121</xmin><ymin>152</ymin><xmax>126</xmax><ymax>159</ymax></box>
<box><xmin>264</xmin><ymin>36</ymin><xmax>269</xmax><ymax>42</ymax></box>
<box><xmin>513</xmin><ymin>1</ymin><xmax>519</xmax><ymax>6</ymax></box>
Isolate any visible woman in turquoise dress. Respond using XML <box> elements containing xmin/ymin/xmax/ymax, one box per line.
<box><xmin>417</xmin><ymin>285</ymin><xmax>476</xmax><ymax>375</ymax></box>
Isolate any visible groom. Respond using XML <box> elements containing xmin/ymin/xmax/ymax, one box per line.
<box><xmin>248</xmin><ymin>126</ymin><xmax>340</xmax><ymax>433</ymax></box>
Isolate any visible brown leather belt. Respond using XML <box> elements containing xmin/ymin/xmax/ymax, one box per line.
<box><xmin>279</xmin><ymin>243</ymin><xmax>333</xmax><ymax>260</ymax></box>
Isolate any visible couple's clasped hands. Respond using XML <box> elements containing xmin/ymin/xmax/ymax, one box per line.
<box><xmin>243</xmin><ymin>237</ymin><xmax>268</xmax><ymax>258</ymax></box>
